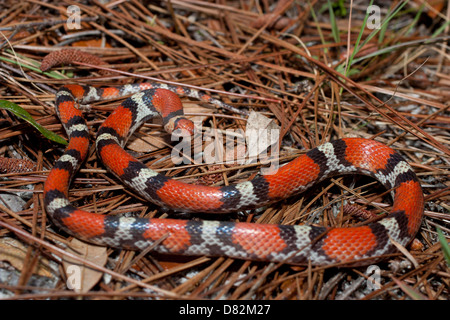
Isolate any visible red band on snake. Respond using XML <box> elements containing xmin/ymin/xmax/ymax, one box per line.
<box><xmin>43</xmin><ymin>82</ymin><xmax>424</xmax><ymax>266</ymax></box>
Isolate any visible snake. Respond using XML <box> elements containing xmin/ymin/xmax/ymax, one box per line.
<box><xmin>42</xmin><ymin>81</ymin><xmax>424</xmax><ymax>267</ymax></box>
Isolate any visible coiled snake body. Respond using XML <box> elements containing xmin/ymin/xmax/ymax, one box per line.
<box><xmin>43</xmin><ymin>82</ymin><xmax>424</xmax><ymax>266</ymax></box>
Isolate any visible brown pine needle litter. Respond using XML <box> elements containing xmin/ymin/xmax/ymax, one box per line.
<box><xmin>0</xmin><ymin>0</ymin><xmax>449</xmax><ymax>301</ymax></box>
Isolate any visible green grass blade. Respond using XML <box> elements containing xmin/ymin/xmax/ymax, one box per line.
<box><xmin>327</xmin><ymin>0</ymin><xmax>340</xmax><ymax>44</ymax></box>
<box><xmin>308</xmin><ymin>1</ymin><xmax>327</xmax><ymax>54</ymax></box>
<box><xmin>0</xmin><ymin>100</ymin><xmax>67</xmax><ymax>145</ymax></box>
<box><xmin>342</xmin><ymin>0</ymin><xmax>374</xmax><ymax>78</ymax></box>
<box><xmin>347</xmin><ymin>0</ymin><xmax>410</xmax><ymax>69</ymax></box>
<box><xmin>405</xmin><ymin>3</ymin><xmax>424</xmax><ymax>35</ymax></box>
<box><xmin>0</xmin><ymin>51</ymin><xmax>69</xmax><ymax>79</ymax></box>
<box><xmin>432</xmin><ymin>19</ymin><xmax>450</xmax><ymax>37</ymax></box>
<box><xmin>436</xmin><ymin>226</ymin><xmax>450</xmax><ymax>267</ymax></box>
<box><xmin>360</xmin><ymin>1</ymin><xmax>409</xmax><ymax>50</ymax></box>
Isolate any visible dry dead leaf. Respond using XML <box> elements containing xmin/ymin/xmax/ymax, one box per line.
<box><xmin>127</xmin><ymin>128</ymin><xmax>169</xmax><ymax>152</ymax></box>
<box><xmin>0</xmin><ymin>237</ymin><xmax>55</xmax><ymax>277</ymax></box>
<box><xmin>62</xmin><ymin>238</ymin><xmax>108</xmax><ymax>293</ymax></box>
<box><xmin>182</xmin><ymin>102</ymin><xmax>213</xmax><ymax>123</ymax></box>
<box><xmin>245</xmin><ymin>111</ymin><xmax>280</xmax><ymax>164</ymax></box>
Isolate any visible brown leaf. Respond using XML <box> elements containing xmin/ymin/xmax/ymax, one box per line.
<box><xmin>62</xmin><ymin>238</ymin><xmax>108</xmax><ymax>293</ymax></box>
<box><xmin>0</xmin><ymin>237</ymin><xmax>55</xmax><ymax>277</ymax></box>
<box><xmin>127</xmin><ymin>127</ymin><xmax>169</xmax><ymax>152</ymax></box>
<box><xmin>245</xmin><ymin>111</ymin><xmax>280</xmax><ymax>164</ymax></box>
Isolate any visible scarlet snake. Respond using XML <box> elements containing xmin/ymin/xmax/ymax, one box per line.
<box><xmin>43</xmin><ymin>79</ymin><xmax>424</xmax><ymax>267</ymax></box>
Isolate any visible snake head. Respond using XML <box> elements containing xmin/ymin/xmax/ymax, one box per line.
<box><xmin>166</xmin><ymin>117</ymin><xmax>195</xmax><ymax>138</ymax></box>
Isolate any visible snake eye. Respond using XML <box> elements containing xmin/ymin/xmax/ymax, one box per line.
<box><xmin>170</xmin><ymin>118</ymin><xmax>195</xmax><ymax>137</ymax></box>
